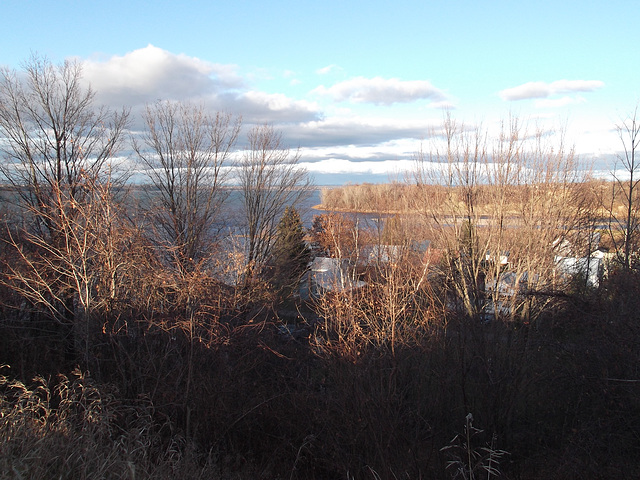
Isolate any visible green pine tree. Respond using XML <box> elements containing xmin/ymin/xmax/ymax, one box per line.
<box><xmin>270</xmin><ymin>206</ymin><xmax>312</xmax><ymax>297</ymax></box>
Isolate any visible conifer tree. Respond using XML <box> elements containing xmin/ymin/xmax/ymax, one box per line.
<box><xmin>270</xmin><ymin>206</ymin><xmax>311</xmax><ymax>296</ymax></box>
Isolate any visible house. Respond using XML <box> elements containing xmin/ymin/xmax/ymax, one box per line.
<box><xmin>485</xmin><ymin>250</ymin><xmax>510</xmax><ymax>267</ymax></box>
<box><xmin>301</xmin><ymin>256</ymin><xmax>366</xmax><ymax>300</ymax></box>
<box><xmin>361</xmin><ymin>240</ymin><xmax>432</xmax><ymax>266</ymax></box>
<box><xmin>482</xmin><ymin>270</ymin><xmax>537</xmax><ymax>317</ymax></box>
<box><xmin>363</xmin><ymin>244</ymin><xmax>403</xmax><ymax>264</ymax></box>
<box><xmin>555</xmin><ymin>251</ymin><xmax>604</xmax><ymax>288</ymax></box>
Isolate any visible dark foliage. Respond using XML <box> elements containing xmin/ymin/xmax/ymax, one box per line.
<box><xmin>2</xmin><ymin>264</ymin><xmax>640</xmax><ymax>478</ymax></box>
<box><xmin>268</xmin><ymin>206</ymin><xmax>312</xmax><ymax>298</ymax></box>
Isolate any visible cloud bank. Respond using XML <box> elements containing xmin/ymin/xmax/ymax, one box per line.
<box><xmin>283</xmin><ymin>116</ymin><xmax>437</xmax><ymax>148</ymax></box>
<box><xmin>82</xmin><ymin>45</ymin><xmax>321</xmax><ymax>125</ymax></box>
<box><xmin>77</xmin><ymin>46</ymin><xmax>444</xmax><ymax>164</ymax></box>
<box><xmin>499</xmin><ymin>80</ymin><xmax>604</xmax><ymax>101</ymax></box>
<box><xmin>82</xmin><ymin>45</ymin><xmax>242</xmax><ymax>106</ymax></box>
<box><xmin>313</xmin><ymin>76</ymin><xmax>446</xmax><ymax>105</ymax></box>
<box><xmin>61</xmin><ymin>46</ymin><xmax>620</xmax><ymax>180</ymax></box>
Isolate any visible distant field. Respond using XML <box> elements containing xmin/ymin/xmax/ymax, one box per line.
<box><xmin>318</xmin><ymin>180</ymin><xmax>632</xmax><ymax>221</ymax></box>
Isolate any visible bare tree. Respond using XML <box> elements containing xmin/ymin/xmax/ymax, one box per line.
<box><xmin>133</xmin><ymin>101</ymin><xmax>241</xmax><ymax>275</ymax></box>
<box><xmin>0</xmin><ymin>55</ymin><xmax>129</xmax><ymax>240</ymax></box>
<box><xmin>0</xmin><ymin>55</ymin><xmax>129</xmax><ymax>363</ymax></box>
<box><xmin>238</xmin><ymin>124</ymin><xmax>312</xmax><ymax>283</ymax></box>
<box><xmin>606</xmin><ymin>107</ymin><xmax>640</xmax><ymax>269</ymax></box>
<box><xmin>2</xmin><ymin>176</ymin><xmax>131</xmax><ymax>364</ymax></box>
<box><xmin>414</xmin><ymin>114</ymin><xmax>586</xmax><ymax>321</ymax></box>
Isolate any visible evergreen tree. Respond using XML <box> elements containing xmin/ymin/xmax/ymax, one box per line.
<box><xmin>270</xmin><ymin>206</ymin><xmax>311</xmax><ymax>296</ymax></box>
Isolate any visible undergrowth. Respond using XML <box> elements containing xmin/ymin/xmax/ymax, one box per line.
<box><xmin>0</xmin><ymin>366</ymin><xmax>241</xmax><ymax>480</ymax></box>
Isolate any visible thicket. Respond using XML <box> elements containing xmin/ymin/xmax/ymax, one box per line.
<box><xmin>3</xmin><ymin>247</ymin><xmax>640</xmax><ymax>479</ymax></box>
<box><xmin>1</xmin><ymin>58</ymin><xmax>640</xmax><ymax>480</ymax></box>
<box><xmin>2</xmin><ymin>198</ymin><xmax>640</xmax><ymax>479</ymax></box>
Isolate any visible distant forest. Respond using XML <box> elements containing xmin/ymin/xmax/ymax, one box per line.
<box><xmin>2</xmin><ymin>56</ymin><xmax>640</xmax><ymax>480</ymax></box>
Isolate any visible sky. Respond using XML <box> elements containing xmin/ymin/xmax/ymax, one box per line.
<box><xmin>3</xmin><ymin>0</ymin><xmax>639</xmax><ymax>184</ymax></box>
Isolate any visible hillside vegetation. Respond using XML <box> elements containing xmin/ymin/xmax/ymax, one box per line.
<box><xmin>2</xmin><ymin>57</ymin><xmax>640</xmax><ymax>480</ymax></box>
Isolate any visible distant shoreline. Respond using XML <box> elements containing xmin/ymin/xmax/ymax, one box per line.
<box><xmin>311</xmin><ymin>204</ymin><xmax>404</xmax><ymax>215</ymax></box>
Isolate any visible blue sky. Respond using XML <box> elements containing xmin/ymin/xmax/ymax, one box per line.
<box><xmin>3</xmin><ymin>0</ymin><xmax>639</xmax><ymax>183</ymax></box>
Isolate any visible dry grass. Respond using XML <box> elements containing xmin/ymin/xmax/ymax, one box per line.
<box><xmin>320</xmin><ymin>180</ymin><xmax>633</xmax><ymax>222</ymax></box>
<box><xmin>0</xmin><ymin>366</ymin><xmax>240</xmax><ymax>480</ymax></box>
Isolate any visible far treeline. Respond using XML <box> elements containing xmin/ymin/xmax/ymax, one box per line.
<box><xmin>1</xmin><ymin>56</ymin><xmax>640</xmax><ymax>480</ymax></box>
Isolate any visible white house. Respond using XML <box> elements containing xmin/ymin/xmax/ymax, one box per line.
<box><xmin>301</xmin><ymin>257</ymin><xmax>366</xmax><ymax>299</ymax></box>
<box><xmin>555</xmin><ymin>251</ymin><xmax>604</xmax><ymax>288</ymax></box>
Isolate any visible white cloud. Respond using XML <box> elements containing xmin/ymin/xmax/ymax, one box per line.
<box><xmin>499</xmin><ymin>80</ymin><xmax>604</xmax><ymax>101</ymax></box>
<box><xmin>428</xmin><ymin>100</ymin><xmax>457</xmax><ymax>110</ymax></box>
<box><xmin>82</xmin><ymin>44</ymin><xmax>243</xmax><ymax>107</ymax></box>
<box><xmin>282</xmin><ymin>70</ymin><xmax>302</xmax><ymax>86</ymax></box>
<box><xmin>69</xmin><ymin>47</ymin><xmax>449</xmax><ymax>153</ymax></box>
<box><xmin>316</xmin><ymin>64</ymin><xmax>342</xmax><ymax>75</ymax></box>
<box><xmin>301</xmin><ymin>158</ymin><xmax>416</xmax><ymax>176</ymax></box>
<box><xmin>78</xmin><ymin>45</ymin><xmax>323</xmax><ymax>126</ymax></box>
<box><xmin>283</xmin><ymin>115</ymin><xmax>438</xmax><ymax>148</ymax></box>
<box><xmin>312</xmin><ymin>76</ymin><xmax>446</xmax><ymax>105</ymax></box>
<box><xmin>236</xmin><ymin>91</ymin><xmax>320</xmax><ymax>122</ymax></box>
<box><xmin>534</xmin><ymin>95</ymin><xmax>586</xmax><ymax>109</ymax></box>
